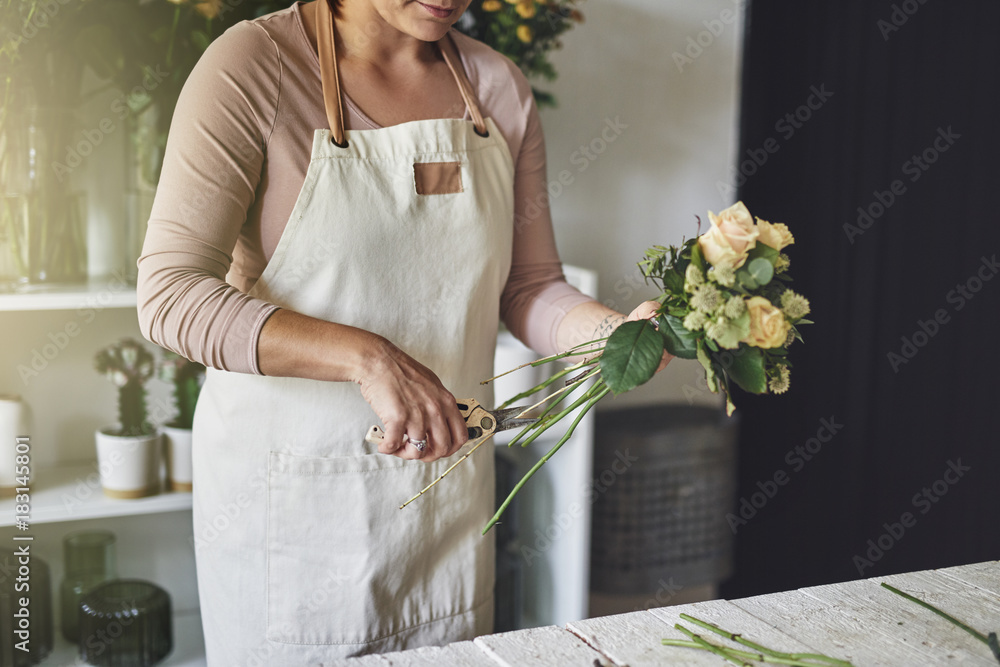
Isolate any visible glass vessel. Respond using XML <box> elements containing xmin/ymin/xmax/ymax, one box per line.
<box><xmin>0</xmin><ymin>104</ymin><xmax>88</xmax><ymax>288</ymax></box>
<box><xmin>60</xmin><ymin>530</ymin><xmax>117</xmax><ymax>642</ymax></box>
<box><xmin>78</xmin><ymin>579</ymin><xmax>173</xmax><ymax>666</ymax></box>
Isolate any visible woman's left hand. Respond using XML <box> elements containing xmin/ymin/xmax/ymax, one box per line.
<box><xmin>625</xmin><ymin>300</ymin><xmax>672</xmax><ymax>373</ymax></box>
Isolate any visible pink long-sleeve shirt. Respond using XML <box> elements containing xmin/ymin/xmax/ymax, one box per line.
<box><xmin>136</xmin><ymin>1</ymin><xmax>591</xmax><ymax>374</ymax></box>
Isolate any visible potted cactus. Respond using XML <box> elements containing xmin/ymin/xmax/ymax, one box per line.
<box><xmin>93</xmin><ymin>338</ymin><xmax>161</xmax><ymax>498</ymax></box>
<box><xmin>158</xmin><ymin>351</ymin><xmax>205</xmax><ymax>491</ymax></box>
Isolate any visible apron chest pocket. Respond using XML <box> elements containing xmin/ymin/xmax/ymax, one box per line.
<box><xmin>413</xmin><ymin>161</ymin><xmax>463</xmax><ymax>195</ymax></box>
<box><xmin>265</xmin><ymin>450</ymin><xmax>490</xmax><ymax>647</ymax></box>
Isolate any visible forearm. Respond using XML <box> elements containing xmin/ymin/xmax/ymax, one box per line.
<box><xmin>257</xmin><ymin>309</ymin><xmax>383</xmax><ymax>383</ymax></box>
<box><xmin>555</xmin><ymin>300</ymin><xmax>627</xmax><ymax>355</ymax></box>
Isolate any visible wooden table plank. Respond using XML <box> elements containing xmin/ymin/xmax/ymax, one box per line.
<box><xmin>801</xmin><ymin>576</ymin><xmax>996</xmax><ymax>665</ymax></box>
<box><xmin>731</xmin><ymin>588</ymin><xmax>935</xmax><ymax>665</ymax></box>
<box><xmin>475</xmin><ymin>625</ymin><xmax>613</xmax><ymax>667</ymax></box>
<box><xmin>649</xmin><ymin>598</ymin><xmax>839</xmax><ymax>661</ymax></box>
<box><xmin>935</xmin><ymin>560</ymin><xmax>1000</xmax><ymax>597</ymax></box>
<box><xmin>567</xmin><ymin>607</ymin><xmax>723</xmax><ymax>667</ymax></box>
<box><xmin>330</xmin><ymin>641</ymin><xmax>501</xmax><ymax>667</ymax></box>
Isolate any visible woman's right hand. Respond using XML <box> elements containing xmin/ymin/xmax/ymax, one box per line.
<box><xmin>357</xmin><ymin>337</ymin><xmax>470</xmax><ymax>463</ymax></box>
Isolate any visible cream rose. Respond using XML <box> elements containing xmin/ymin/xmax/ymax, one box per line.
<box><xmin>743</xmin><ymin>296</ymin><xmax>791</xmax><ymax>348</ymax></box>
<box><xmin>698</xmin><ymin>201</ymin><xmax>758</xmax><ymax>268</ymax></box>
<box><xmin>755</xmin><ymin>218</ymin><xmax>795</xmax><ymax>251</ymax></box>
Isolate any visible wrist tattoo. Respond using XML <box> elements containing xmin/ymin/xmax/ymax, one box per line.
<box><xmin>594</xmin><ymin>314</ymin><xmax>625</xmax><ymax>339</ymax></box>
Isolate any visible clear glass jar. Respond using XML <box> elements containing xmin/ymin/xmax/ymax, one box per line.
<box><xmin>0</xmin><ymin>104</ymin><xmax>88</xmax><ymax>287</ymax></box>
<box><xmin>60</xmin><ymin>530</ymin><xmax>117</xmax><ymax>642</ymax></box>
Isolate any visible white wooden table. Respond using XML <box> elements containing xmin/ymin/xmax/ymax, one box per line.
<box><xmin>333</xmin><ymin>560</ymin><xmax>999</xmax><ymax>666</ymax></box>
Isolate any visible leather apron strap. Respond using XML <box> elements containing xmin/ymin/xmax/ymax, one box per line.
<box><xmin>316</xmin><ymin>0</ymin><xmax>490</xmax><ymax>146</ymax></box>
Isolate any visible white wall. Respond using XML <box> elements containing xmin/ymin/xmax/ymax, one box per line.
<box><xmin>539</xmin><ymin>0</ymin><xmax>744</xmax><ymax>410</ymax></box>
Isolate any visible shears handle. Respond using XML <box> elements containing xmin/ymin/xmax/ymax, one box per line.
<box><xmin>363</xmin><ymin>398</ymin><xmax>492</xmax><ymax>447</ymax></box>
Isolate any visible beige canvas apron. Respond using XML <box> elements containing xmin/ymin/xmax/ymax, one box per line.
<box><xmin>190</xmin><ymin>1</ymin><xmax>514</xmax><ymax>662</ymax></box>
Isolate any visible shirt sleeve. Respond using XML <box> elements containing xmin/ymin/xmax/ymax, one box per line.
<box><xmin>136</xmin><ymin>21</ymin><xmax>281</xmax><ymax>374</ymax></box>
<box><xmin>498</xmin><ymin>74</ymin><xmax>594</xmax><ymax>357</ymax></box>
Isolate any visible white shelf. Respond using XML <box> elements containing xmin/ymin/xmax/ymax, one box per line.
<box><xmin>0</xmin><ymin>279</ymin><xmax>137</xmax><ymax>312</ymax></box>
<box><xmin>1</xmin><ymin>461</ymin><xmax>192</xmax><ymax>527</ymax></box>
<box><xmin>43</xmin><ymin>608</ymin><xmax>205</xmax><ymax>666</ymax></box>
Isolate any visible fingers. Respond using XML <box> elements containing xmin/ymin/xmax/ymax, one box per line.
<box><xmin>627</xmin><ymin>300</ymin><xmax>661</xmax><ymax>322</ymax></box>
<box><xmin>359</xmin><ymin>340</ymin><xmax>468</xmax><ymax>463</ymax></box>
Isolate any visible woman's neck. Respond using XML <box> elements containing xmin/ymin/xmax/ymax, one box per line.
<box><xmin>302</xmin><ymin>0</ymin><xmax>438</xmax><ymax>71</ymax></box>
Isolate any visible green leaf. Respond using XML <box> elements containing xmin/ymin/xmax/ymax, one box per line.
<box><xmin>599</xmin><ymin>320</ymin><xmax>664</xmax><ymax>395</ymax></box>
<box><xmin>661</xmin><ymin>268</ymin><xmax>684</xmax><ymax>294</ymax></box>
<box><xmin>747</xmin><ymin>257</ymin><xmax>774</xmax><ymax>285</ymax></box>
<box><xmin>719</xmin><ymin>346</ymin><xmax>767</xmax><ymax>394</ymax></box>
<box><xmin>689</xmin><ymin>242</ymin><xmax>706</xmax><ymax>273</ymax></box>
<box><xmin>746</xmin><ymin>242</ymin><xmax>779</xmax><ymax>263</ymax></box>
<box><xmin>737</xmin><ymin>269</ymin><xmax>759</xmax><ymax>290</ymax></box>
<box><xmin>658</xmin><ymin>314</ymin><xmax>698</xmax><ymax>359</ymax></box>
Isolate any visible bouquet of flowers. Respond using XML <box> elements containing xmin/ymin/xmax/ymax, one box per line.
<box><xmin>430</xmin><ymin>201</ymin><xmax>811</xmax><ymax>532</ymax></box>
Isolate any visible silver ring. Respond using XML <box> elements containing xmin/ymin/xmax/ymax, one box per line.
<box><xmin>408</xmin><ymin>437</ymin><xmax>427</xmax><ymax>452</ymax></box>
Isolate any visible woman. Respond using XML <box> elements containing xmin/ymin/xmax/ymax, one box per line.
<box><xmin>137</xmin><ymin>0</ymin><xmax>667</xmax><ymax>662</ymax></box>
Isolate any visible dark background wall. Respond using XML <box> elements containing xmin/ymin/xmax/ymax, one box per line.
<box><xmin>720</xmin><ymin>0</ymin><xmax>1000</xmax><ymax>598</ymax></box>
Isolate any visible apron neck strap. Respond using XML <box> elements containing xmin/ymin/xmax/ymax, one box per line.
<box><xmin>316</xmin><ymin>0</ymin><xmax>490</xmax><ymax>146</ymax></box>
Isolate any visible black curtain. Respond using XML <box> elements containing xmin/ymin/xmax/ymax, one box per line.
<box><xmin>721</xmin><ymin>1</ymin><xmax>1000</xmax><ymax>598</ymax></box>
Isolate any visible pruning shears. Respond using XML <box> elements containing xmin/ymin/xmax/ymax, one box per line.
<box><xmin>365</xmin><ymin>398</ymin><xmax>538</xmax><ymax>447</ymax></box>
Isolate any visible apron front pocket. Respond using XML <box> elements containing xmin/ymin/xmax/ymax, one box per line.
<box><xmin>265</xmin><ymin>449</ymin><xmax>493</xmax><ymax>647</ymax></box>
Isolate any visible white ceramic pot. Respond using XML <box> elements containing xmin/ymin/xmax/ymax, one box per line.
<box><xmin>94</xmin><ymin>428</ymin><xmax>161</xmax><ymax>499</ymax></box>
<box><xmin>162</xmin><ymin>425</ymin><xmax>193</xmax><ymax>492</ymax></box>
<box><xmin>0</xmin><ymin>394</ymin><xmax>29</xmax><ymax>497</ymax></box>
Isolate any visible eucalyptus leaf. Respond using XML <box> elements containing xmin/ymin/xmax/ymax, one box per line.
<box><xmin>737</xmin><ymin>269</ymin><xmax>759</xmax><ymax>290</ymax></box>
<box><xmin>599</xmin><ymin>320</ymin><xmax>664</xmax><ymax>395</ymax></box>
<box><xmin>658</xmin><ymin>313</ymin><xmax>699</xmax><ymax>359</ymax></box>
<box><xmin>747</xmin><ymin>257</ymin><xmax>774</xmax><ymax>285</ymax></box>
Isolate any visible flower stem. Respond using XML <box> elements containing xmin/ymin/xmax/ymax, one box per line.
<box><xmin>671</xmin><ymin>625</ymin><xmax>751</xmax><ymax>666</ymax></box>
<box><xmin>481</xmin><ymin>337</ymin><xmax>606</xmax><ymax>386</ymax></box>
<box><xmin>880</xmin><ymin>583</ymin><xmax>995</xmax><ymax>652</ymax></box>
<box><xmin>662</xmin><ymin>616</ymin><xmax>854</xmax><ymax>666</ymax></box>
<box><xmin>678</xmin><ymin>614</ymin><xmax>853</xmax><ymax>666</ymax></box>
<box><xmin>483</xmin><ymin>381</ymin><xmax>608</xmax><ymax>534</ymax></box>
<box><xmin>514</xmin><ymin>368</ymin><xmax>602</xmax><ymax>418</ymax></box>
<box><xmin>496</xmin><ymin>356</ymin><xmax>598</xmax><ymax>410</ymax></box>
<box><xmin>398</xmin><ymin>432</ymin><xmax>496</xmax><ymax>509</ymax></box>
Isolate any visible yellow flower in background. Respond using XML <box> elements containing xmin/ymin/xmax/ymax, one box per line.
<box><xmin>193</xmin><ymin>0</ymin><xmax>223</xmax><ymax>19</ymax></box>
<box><xmin>743</xmin><ymin>296</ymin><xmax>790</xmax><ymax>348</ymax></box>
<box><xmin>482</xmin><ymin>0</ymin><xmax>503</xmax><ymax>10</ymax></box>
<box><xmin>517</xmin><ymin>24</ymin><xmax>533</xmax><ymax>42</ymax></box>
<box><xmin>515</xmin><ymin>1</ymin><xmax>537</xmax><ymax>19</ymax></box>
<box><xmin>755</xmin><ymin>217</ymin><xmax>795</xmax><ymax>251</ymax></box>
